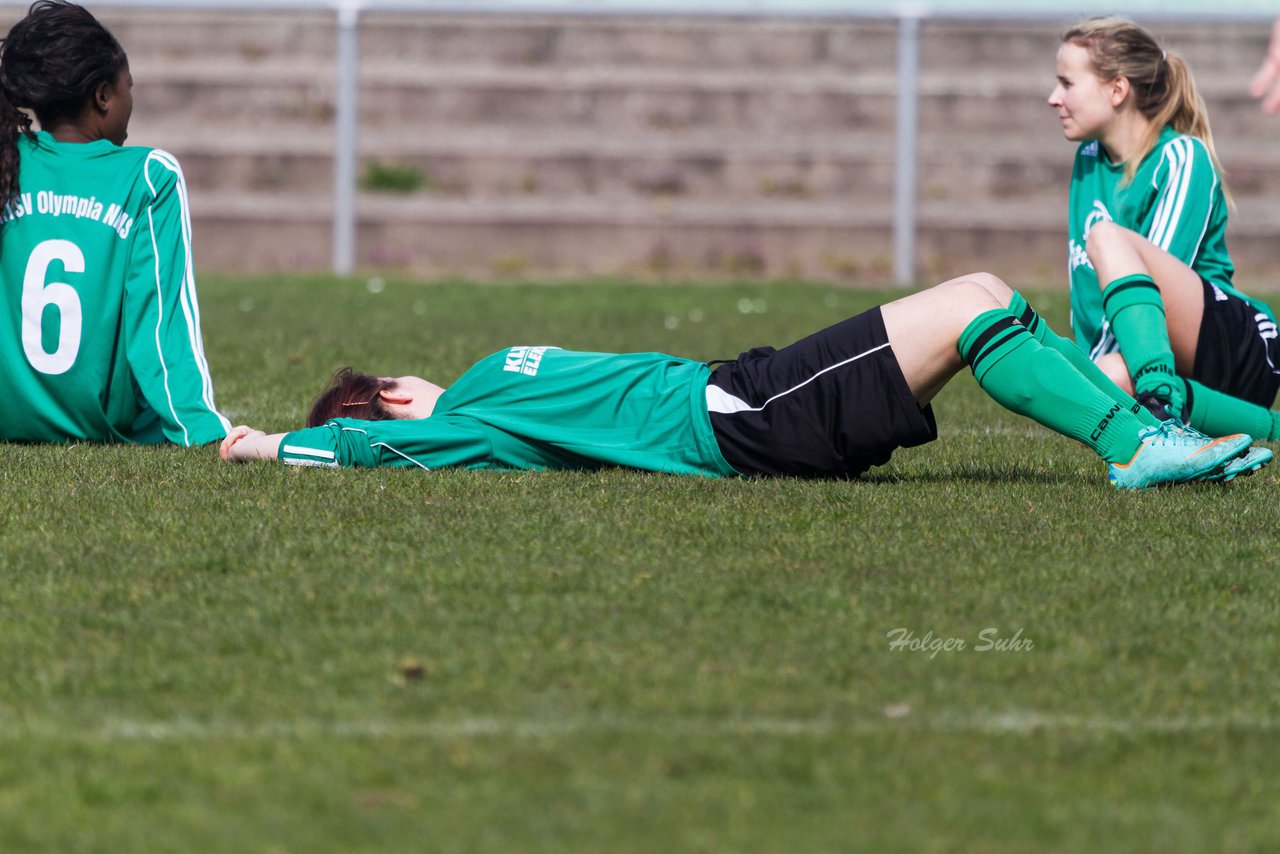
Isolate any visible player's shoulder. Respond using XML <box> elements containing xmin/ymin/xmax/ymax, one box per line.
<box><xmin>1152</xmin><ymin>132</ymin><xmax>1214</xmax><ymax>170</ymax></box>
<box><xmin>137</xmin><ymin>148</ymin><xmax>190</xmax><ymax>194</ymax></box>
<box><xmin>72</xmin><ymin>143</ymin><xmax>188</xmax><ymax>195</ymax></box>
<box><xmin>1144</xmin><ymin>133</ymin><xmax>1219</xmax><ymax>200</ymax></box>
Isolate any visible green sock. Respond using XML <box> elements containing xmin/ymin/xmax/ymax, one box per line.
<box><xmin>1186</xmin><ymin>380</ymin><xmax>1280</xmax><ymax>440</ymax></box>
<box><xmin>1008</xmin><ymin>292</ymin><xmax>1162</xmax><ymax>429</ymax></box>
<box><xmin>958</xmin><ymin>309</ymin><xmax>1146</xmax><ymax>464</ymax></box>
<box><xmin>1101</xmin><ymin>274</ymin><xmax>1185</xmax><ymax>415</ymax></box>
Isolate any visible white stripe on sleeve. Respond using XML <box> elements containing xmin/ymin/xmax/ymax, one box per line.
<box><xmin>146</xmin><ymin>151</ymin><xmax>230</xmax><ymax>433</ymax></box>
<box><xmin>146</xmin><ymin>205</ymin><xmax>187</xmax><ymax>445</ymax></box>
<box><xmin>282</xmin><ymin>445</ymin><xmax>336</xmax><ymax>460</ymax></box>
<box><xmin>1148</xmin><ymin>139</ymin><xmax>1188</xmax><ymax>250</ymax></box>
<box><xmin>1148</xmin><ymin>137</ymin><xmax>1215</xmax><ymax>264</ymax></box>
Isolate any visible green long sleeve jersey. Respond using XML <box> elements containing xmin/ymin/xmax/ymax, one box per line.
<box><xmin>1066</xmin><ymin>125</ymin><xmax>1275</xmax><ymax>359</ymax></box>
<box><xmin>0</xmin><ymin>132</ymin><xmax>229</xmax><ymax>444</ymax></box>
<box><xmin>279</xmin><ymin>347</ymin><xmax>739</xmax><ymax>477</ymax></box>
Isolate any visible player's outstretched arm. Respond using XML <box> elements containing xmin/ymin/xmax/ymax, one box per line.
<box><xmin>220</xmin><ymin>426</ymin><xmax>284</xmax><ymax>462</ymax></box>
<box><xmin>125</xmin><ymin>154</ymin><xmax>230</xmax><ymax>445</ymax></box>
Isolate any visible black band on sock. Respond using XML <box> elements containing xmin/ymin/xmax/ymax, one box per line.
<box><xmin>1016</xmin><ymin>304</ymin><xmax>1040</xmax><ymax>335</ymax></box>
<box><xmin>1102</xmin><ymin>278</ymin><xmax>1159</xmax><ymax>312</ymax></box>
<box><xmin>962</xmin><ymin>315</ymin><xmax>1019</xmax><ymax>364</ymax></box>
<box><xmin>963</xmin><ymin>316</ymin><xmax>1023</xmax><ymax>374</ymax></box>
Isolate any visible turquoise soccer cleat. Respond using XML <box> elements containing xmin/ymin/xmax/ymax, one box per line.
<box><xmin>1108</xmin><ymin>424</ymin><xmax>1253</xmax><ymax>490</ymax></box>
<box><xmin>1141</xmin><ymin>414</ymin><xmax>1272</xmax><ymax>483</ymax></box>
<box><xmin>1197</xmin><ymin>445</ymin><xmax>1273</xmax><ymax>483</ymax></box>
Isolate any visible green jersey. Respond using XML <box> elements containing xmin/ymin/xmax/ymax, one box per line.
<box><xmin>0</xmin><ymin>132</ymin><xmax>228</xmax><ymax>444</ymax></box>
<box><xmin>280</xmin><ymin>347</ymin><xmax>739</xmax><ymax>477</ymax></box>
<box><xmin>1066</xmin><ymin>125</ymin><xmax>1275</xmax><ymax>359</ymax></box>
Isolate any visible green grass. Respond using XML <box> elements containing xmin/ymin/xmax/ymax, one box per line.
<box><xmin>2</xmin><ymin>276</ymin><xmax>1279</xmax><ymax>852</ymax></box>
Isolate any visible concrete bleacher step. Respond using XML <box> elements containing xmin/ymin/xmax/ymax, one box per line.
<box><xmin>129</xmin><ymin>54</ymin><xmax>1277</xmax><ymax>148</ymax></box>
<box><xmin>130</xmin><ymin>59</ymin><xmax>905</xmax><ymax>131</ymax></box>
<box><xmin>181</xmin><ymin>192</ymin><xmax>1045</xmax><ymax>279</ymax></box>
<box><xmin>137</xmin><ymin>118</ymin><xmax>1280</xmax><ymax>212</ymax></box>
<box><xmin>99</xmin><ymin>11</ymin><xmax>902</xmax><ymax>70</ymax></box>
<box><xmin>99</xmin><ymin>11</ymin><xmax>1269</xmax><ymax>77</ymax></box>
<box><xmin>135</xmin><ymin>124</ymin><xmax>901</xmax><ymax>199</ymax></box>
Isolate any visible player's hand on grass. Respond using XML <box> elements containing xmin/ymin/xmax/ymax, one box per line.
<box><xmin>1250</xmin><ymin>17</ymin><xmax>1280</xmax><ymax>114</ymax></box>
<box><xmin>220</xmin><ymin>425</ymin><xmax>268</xmax><ymax>461</ymax></box>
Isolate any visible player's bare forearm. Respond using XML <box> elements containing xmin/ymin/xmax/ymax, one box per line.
<box><xmin>1250</xmin><ymin>16</ymin><xmax>1280</xmax><ymax>114</ymax></box>
<box><xmin>220</xmin><ymin>426</ymin><xmax>284</xmax><ymax>462</ymax></box>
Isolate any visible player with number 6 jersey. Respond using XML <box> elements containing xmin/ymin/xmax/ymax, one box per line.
<box><xmin>0</xmin><ymin>1</ymin><xmax>228</xmax><ymax>445</ymax></box>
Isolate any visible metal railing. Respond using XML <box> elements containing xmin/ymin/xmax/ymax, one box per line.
<box><xmin>5</xmin><ymin>0</ymin><xmax>1274</xmax><ymax>283</ymax></box>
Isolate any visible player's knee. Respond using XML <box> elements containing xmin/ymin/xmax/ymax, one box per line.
<box><xmin>1084</xmin><ymin>222</ymin><xmax>1124</xmax><ymax>269</ymax></box>
<box><xmin>934</xmin><ymin>275</ymin><xmax>1005</xmax><ymax>315</ymax></box>
<box><xmin>963</xmin><ymin>272</ymin><xmax>1013</xmax><ymax>305</ymax></box>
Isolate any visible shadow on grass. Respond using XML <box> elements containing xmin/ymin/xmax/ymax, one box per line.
<box><xmin>859</xmin><ymin>464</ymin><xmax>1091</xmax><ymax>486</ymax></box>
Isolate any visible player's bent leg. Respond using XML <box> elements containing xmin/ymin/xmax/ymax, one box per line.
<box><xmin>957</xmin><ymin>306</ymin><xmax>1146</xmax><ymax>462</ymax></box>
<box><xmin>956</xmin><ymin>310</ymin><xmax>1253</xmax><ymax>486</ymax></box>
<box><xmin>1006</xmin><ymin>292</ymin><xmax>1160</xmax><ymax>429</ymax></box>
<box><xmin>1085</xmin><ymin>222</ymin><xmax>1204</xmax><ymax>368</ymax></box>
<box><xmin>1006</xmin><ymin>291</ymin><xmax>1257</xmax><ymax>469</ymax></box>
<box><xmin>879</xmin><ymin>273</ymin><xmax>1254</xmax><ymax>487</ymax></box>
<box><xmin>872</xmin><ymin>273</ymin><xmax>1254</xmax><ymax>487</ymax></box>
<box><xmin>880</xmin><ymin>274</ymin><xmax>1006</xmax><ymax>406</ymax></box>
<box><xmin>957</xmin><ymin>271</ymin><xmax>1015</xmax><ymax>307</ymax></box>
<box><xmin>1085</xmin><ymin>223</ymin><xmax>1193</xmax><ymax>415</ymax></box>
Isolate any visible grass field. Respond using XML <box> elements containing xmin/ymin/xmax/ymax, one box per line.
<box><xmin>2</xmin><ymin>275</ymin><xmax>1279</xmax><ymax>852</ymax></box>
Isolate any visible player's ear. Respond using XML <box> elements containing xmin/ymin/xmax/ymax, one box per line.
<box><xmin>1108</xmin><ymin>75</ymin><xmax>1131</xmax><ymax>108</ymax></box>
<box><xmin>93</xmin><ymin>79</ymin><xmax>113</xmax><ymax>115</ymax></box>
<box><xmin>378</xmin><ymin>387</ymin><xmax>413</xmax><ymax>405</ymax></box>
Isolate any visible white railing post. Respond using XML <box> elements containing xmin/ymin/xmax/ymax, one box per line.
<box><xmin>893</xmin><ymin>9</ymin><xmax>921</xmax><ymax>287</ymax></box>
<box><xmin>332</xmin><ymin>0</ymin><xmax>361</xmax><ymax>276</ymax></box>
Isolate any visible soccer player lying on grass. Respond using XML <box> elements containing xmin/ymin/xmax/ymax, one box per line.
<box><xmin>220</xmin><ymin>273</ymin><xmax>1270</xmax><ymax>489</ymax></box>
<box><xmin>0</xmin><ymin>1</ymin><xmax>228</xmax><ymax>445</ymax></box>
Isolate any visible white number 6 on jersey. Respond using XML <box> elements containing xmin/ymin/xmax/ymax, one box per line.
<box><xmin>22</xmin><ymin>239</ymin><xmax>84</xmax><ymax>375</ymax></box>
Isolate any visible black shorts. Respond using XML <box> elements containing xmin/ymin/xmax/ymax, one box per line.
<box><xmin>1192</xmin><ymin>279</ymin><xmax>1280</xmax><ymax>407</ymax></box>
<box><xmin>706</xmin><ymin>306</ymin><xmax>937</xmax><ymax>478</ymax></box>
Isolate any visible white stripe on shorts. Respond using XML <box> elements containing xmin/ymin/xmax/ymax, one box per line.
<box><xmin>705</xmin><ymin>342</ymin><xmax>891</xmax><ymax>414</ymax></box>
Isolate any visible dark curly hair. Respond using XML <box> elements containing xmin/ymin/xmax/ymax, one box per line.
<box><xmin>307</xmin><ymin>368</ymin><xmax>398</xmax><ymax>427</ymax></box>
<box><xmin>0</xmin><ymin>1</ymin><xmax>127</xmax><ymax>210</ymax></box>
